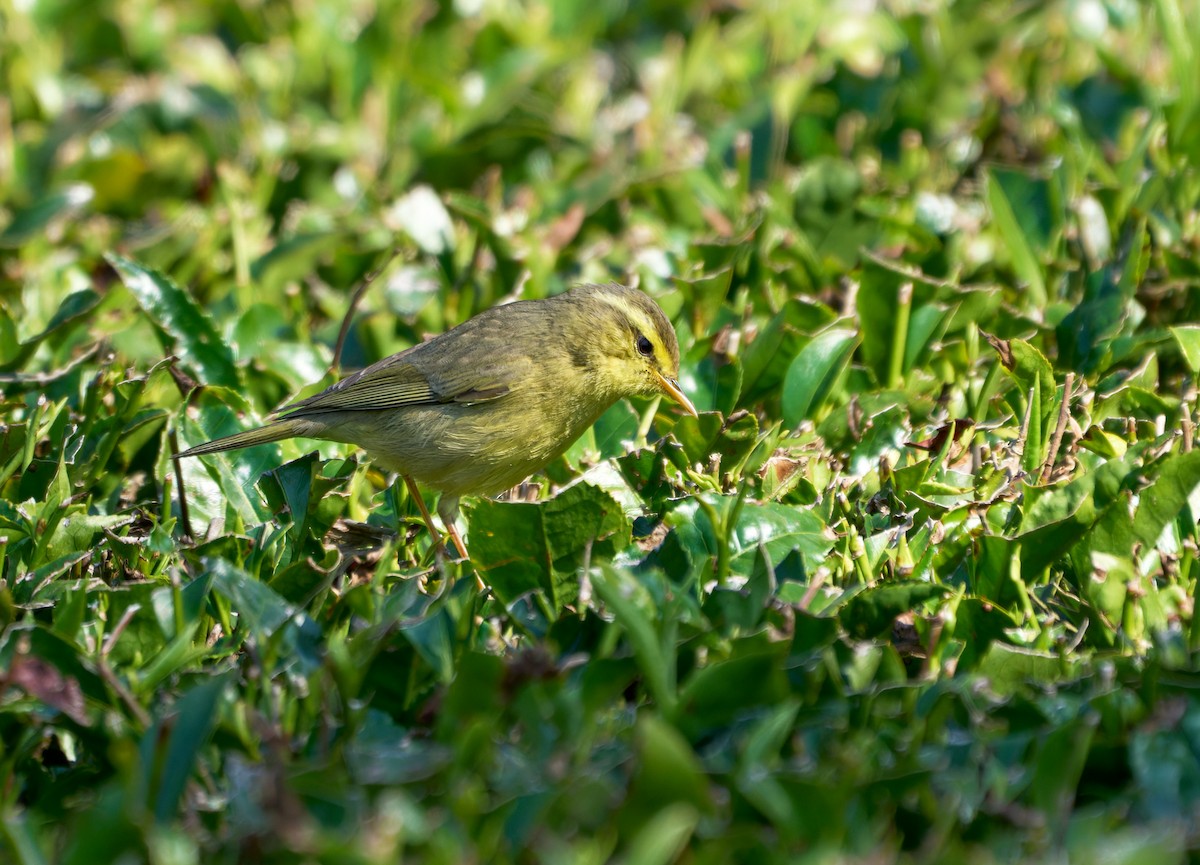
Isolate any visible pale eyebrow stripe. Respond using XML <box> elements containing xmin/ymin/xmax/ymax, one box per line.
<box><xmin>591</xmin><ymin>292</ymin><xmax>656</xmax><ymax>337</ymax></box>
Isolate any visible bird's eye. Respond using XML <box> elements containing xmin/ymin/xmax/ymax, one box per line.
<box><xmin>636</xmin><ymin>334</ymin><xmax>654</xmax><ymax>357</ymax></box>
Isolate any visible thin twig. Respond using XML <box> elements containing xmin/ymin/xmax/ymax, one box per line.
<box><xmin>331</xmin><ymin>247</ymin><xmax>402</xmax><ymax>375</ymax></box>
<box><xmin>1183</xmin><ymin>398</ymin><xmax>1194</xmax><ymax>453</ymax></box>
<box><xmin>799</xmin><ymin>569</ymin><xmax>827</xmax><ymax>611</ymax></box>
<box><xmin>102</xmin><ymin>604</ymin><xmax>142</xmax><ymax>657</ymax></box>
<box><xmin>96</xmin><ymin>661</ymin><xmax>152</xmax><ymax>728</ymax></box>
<box><xmin>579</xmin><ymin>536</ymin><xmax>594</xmax><ymax>615</ymax></box>
<box><xmin>1065</xmin><ymin>617</ymin><xmax>1089</xmax><ymax>653</ymax></box>
<box><xmin>1039</xmin><ymin>372</ymin><xmax>1074</xmax><ymax>484</ymax></box>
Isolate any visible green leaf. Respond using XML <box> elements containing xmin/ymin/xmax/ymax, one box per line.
<box><xmin>986</xmin><ymin>170</ymin><xmax>1047</xmax><ymax>305</ymax></box>
<box><xmin>346</xmin><ymin>711</ymin><xmax>451</xmax><ymax>784</ymax></box>
<box><xmin>1057</xmin><ymin>221</ymin><xmax>1145</xmax><ymax>374</ymax></box>
<box><xmin>976</xmin><ymin>643</ymin><xmax>1077</xmax><ymax>694</ymax></box>
<box><xmin>0</xmin><ymin>810</ymin><xmax>49</xmax><ymax>865</ymax></box>
<box><xmin>626</xmin><ymin>714</ymin><xmax>710</xmax><ymax>813</ymax></box>
<box><xmin>1170</xmin><ymin>324</ymin><xmax>1200</xmax><ymax>373</ymax></box>
<box><xmin>0</xmin><ymin>289</ymin><xmax>104</xmax><ymax>372</ymax></box>
<box><xmin>781</xmin><ymin>327</ymin><xmax>859</xmax><ymax>427</ymax></box>
<box><xmin>1029</xmin><ymin>713</ymin><xmax>1098</xmax><ymax>828</ymax></box>
<box><xmin>43</xmin><ymin>512</ymin><xmax>134</xmax><ymax>563</ymax></box>
<box><xmin>250</xmin><ymin>232</ymin><xmax>339</xmax><ymax>286</ymax></box>
<box><xmin>1082</xmin><ymin>450</ymin><xmax>1200</xmax><ymax>563</ymax></box>
<box><xmin>0</xmin><ymin>186</ymin><xmax>93</xmax><ymax>248</ymax></box>
<box><xmin>207</xmin><ymin>557</ymin><xmax>295</xmax><ymax>636</ymax></box>
<box><xmin>673</xmin><ymin>267</ymin><xmax>733</xmax><ymax>335</ymax></box>
<box><xmin>178</xmin><ymin>387</ymin><xmax>278</xmax><ymax>527</ymax></box>
<box><xmin>591</xmin><ymin>565</ymin><xmax>676</xmax><ymax>714</ymax></box>
<box><xmin>739</xmin><ymin>298</ymin><xmax>835</xmax><ymax>404</ymax></box>
<box><xmin>24</xmin><ymin>289</ymin><xmax>104</xmax><ymax>347</ymax></box>
<box><xmin>400</xmin><ymin>607</ymin><xmax>456</xmax><ymax>682</ymax></box>
<box><xmin>671</xmin><ymin>498</ymin><xmax>833</xmax><ymax>580</ymax></box>
<box><xmin>1130</xmin><ymin>702</ymin><xmax>1200</xmax><ymax>821</ymax></box>
<box><xmin>995</xmin><ymin>337</ymin><xmax>1058</xmax><ymax>473</ymax></box>
<box><xmin>838</xmin><ymin>582</ymin><xmax>946</xmax><ymax>639</ymax></box>
<box><xmin>1130</xmin><ymin>449</ymin><xmax>1200</xmax><ymax>548</ymax></box>
<box><xmin>676</xmin><ymin>641</ymin><xmax>789</xmax><ymax>730</ymax></box>
<box><xmin>469</xmin><ymin>483</ymin><xmax>631</xmax><ymax>612</ymax></box>
<box><xmin>147</xmin><ymin>677</ymin><xmax>227</xmax><ymax>823</ymax></box>
<box><xmin>951</xmin><ymin>597</ymin><xmax>1019</xmax><ymax>671</ymax></box>
<box><xmin>107</xmin><ymin>253</ymin><xmax>240</xmax><ymax>388</ymax></box>
<box><xmin>687</xmin><ymin>353</ymin><xmax>743</xmax><ymax>416</ymax></box>
<box><xmin>620</xmin><ymin>802</ymin><xmax>699</xmax><ymax>865</ymax></box>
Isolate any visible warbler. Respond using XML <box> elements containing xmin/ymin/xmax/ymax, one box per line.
<box><xmin>178</xmin><ymin>282</ymin><xmax>698</xmax><ymax>558</ymax></box>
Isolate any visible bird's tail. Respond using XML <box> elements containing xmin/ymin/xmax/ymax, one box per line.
<box><xmin>177</xmin><ymin>419</ymin><xmax>304</xmax><ymax>458</ymax></box>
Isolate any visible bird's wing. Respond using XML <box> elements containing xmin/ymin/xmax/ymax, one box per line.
<box><xmin>279</xmin><ymin>348</ymin><xmax>514</xmax><ymax>416</ymax></box>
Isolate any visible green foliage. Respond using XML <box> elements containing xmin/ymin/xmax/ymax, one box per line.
<box><xmin>3</xmin><ymin>1</ymin><xmax>1200</xmax><ymax>863</ymax></box>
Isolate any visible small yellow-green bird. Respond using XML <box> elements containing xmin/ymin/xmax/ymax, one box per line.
<box><xmin>178</xmin><ymin>283</ymin><xmax>698</xmax><ymax>558</ymax></box>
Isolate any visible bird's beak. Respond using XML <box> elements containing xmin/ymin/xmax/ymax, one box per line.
<box><xmin>654</xmin><ymin>370</ymin><xmax>699</xmax><ymax>418</ymax></box>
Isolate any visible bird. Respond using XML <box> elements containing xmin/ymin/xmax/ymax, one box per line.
<box><xmin>177</xmin><ymin>282</ymin><xmax>698</xmax><ymax>559</ymax></box>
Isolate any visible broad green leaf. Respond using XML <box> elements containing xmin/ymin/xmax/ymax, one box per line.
<box><xmin>1029</xmin><ymin>712</ymin><xmax>1098</xmax><ymax>827</ymax></box>
<box><xmin>687</xmin><ymin>353</ymin><xmax>743</xmax><ymax>416</ymax></box>
<box><xmin>950</xmin><ymin>598</ymin><xmax>1019</xmax><ymax>670</ymax></box>
<box><xmin>0</xmin><ymin>289</ymin><xmax>103</xmax><ymax>373</ymax></box>
<box><xmin>469</xmin><ymin>483</ymin><xmax>631</xmax><ymax>613</ymax></box>
<box><xmin>1170</xmin><ymin>324</ymin><xmax>1200</xmax><ymax>373</ymax></box>
<box><xmin>977</xmin><ymin>643</ymin><xmax>1078</xmax><ymax>694</ymax></box>
<box><xmin>1130</xmin><ymin>449</ymin><xmax>1200</xmax><ymax>548</ymax></box>
<box><xmin>1130</xmin><ymin>702</ymin><xmax>1200</xmax><ymax>821</ymax></box>
<box><xmin>1057</xmin><ymin>220</ymin><xmax>1145</xmax><ymax>374</ymax></box>
<box><xmin>739</xmin><ymin>298</ymin><xmax>835</xmax><ymax>404</ymax></box>
<box><xmin>993</xmin><ymin>337</ymin><xmax>1058</xmax><ymax>473</ymax></box>
<box><xmin>107</xmin><ymin>253</ymin><xmax>240</xmax><ymax>389</ymax></box>
<box><xmin>671</xmin><ymin>497</ymin><xmax>833</xmax><ymax>581</ymax></box>
<box><xmin>855</xmin><ymin>255</ymin><xmax>916</xmax><ymax>385</ymax></box>
<box><xmin>903</xmin><ymin>302</ymin><xmax>950</xmax><ymax>374</ymax></box>
<box><xmin>781</xmin><ymin>326</ymin><xmax>859</xmax><ymax>427</ymax></box>
<box><xmin>43</xmin><ymin>512</ymin><xmax>134</xmax><ymax>563</ymax></box>
<box><xmin>1081</xmin><ymin>450</ymin><xmax>1200</xmax><ymax>567</ymax></box>
<box><xmin>676</xmin><ymin>641</ymin><xmax>789</xmax><ymax>729</ymax></box>
<box><xmin>177</xmin><ymin>387</ymin><xmax>279</xmax><ymax>527</ymax></box>
<box><xmin>673</xmin><ymin>267</ymin><xmax>732</xmax><ymax>336</ymax></box>
<box><xmin>207</xmin><ymin>557</ymin><xmax>295</xmax><ymax>636</ymax></box>
<box><xmin>23</xmin><ymin>289</ymin><xmax>103</xmax><ymax>347</ymax></box>
<box><xmin>250</xmin><ymin>232</ymin><xmax>339</xmax><ymax>286</ymax></box>
<box><xmin>838</xmin><ymin>582</ymin><xmax>946</xmax><ymax>639</ymax></box>
<box><xmin>627</xmin><ymin>714</ymin><xmax>710</xmax><ymax>812</ymax></box>
<box><xmin>972</xmin><ymin>534</ymin><xmax>1027</xmax><ymax>611</ymax></box>
<box><xmin>400</xmin><ymin>607</ymin><xmax>456</xmax><ymax>682</ymax></box>
<box><xmin>346</xmin><ymin>710</ymin><xmax>451</xmax><ymax>784</ymax></box>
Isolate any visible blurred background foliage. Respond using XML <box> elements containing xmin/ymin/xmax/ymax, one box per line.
<box><xmin>3</xmin><ymin>0</ymin><xmax>1200</xmax><ymax>862</ymax></box>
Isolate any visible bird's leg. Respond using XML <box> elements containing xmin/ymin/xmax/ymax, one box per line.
<box><xmin>437</xmin><ymin>495</ymin><xmax>486</xmax><ymax>591</ymax></box>
<box><xmin>436</xmin><ymin>495</ymin><xmax>469</xmax><ymax>561</ymax></box>
<box><xmin>401</xmin><ymin>475</ymin><xmax>464</xmax><ymax>560</ymax></box>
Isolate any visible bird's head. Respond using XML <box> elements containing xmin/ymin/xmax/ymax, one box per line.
<box><xmin>562</xmin><ymin>283</ymin><xmax>698</xmax><ymax>417</ymax></box>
